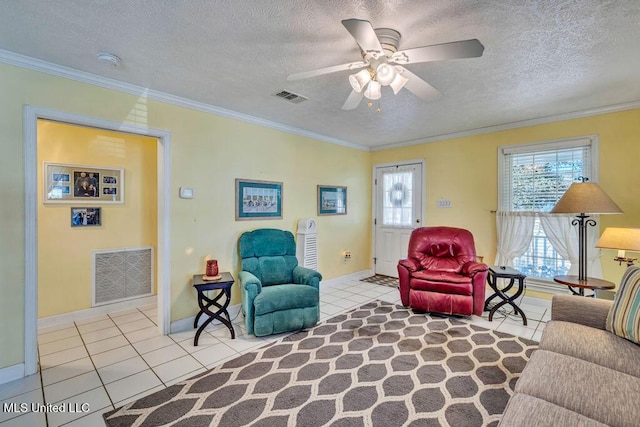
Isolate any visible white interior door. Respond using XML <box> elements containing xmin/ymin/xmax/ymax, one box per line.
<box><xmin>374</xmin><ymin>162</ymin><xmax>424</xmax><ymax>277</ymax></box>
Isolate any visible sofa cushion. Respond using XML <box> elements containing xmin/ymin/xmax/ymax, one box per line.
<box><xmin>606</xmin><ymin>265</ymin><xmax>640</xmax><ymax>345</ymax></box>
<box><xmin>253</xmin><ymin>306</ymin><xmax>319</xmax><ymax>337</ymax></box>
<box><xmin>239</xmin><ymin>228</ymin><xmax>296</xmax><ymax>258</ymax></box>
<box><xmin>540</xmin><ymin>320</ymin><xmax>640</xmax><ymax>378</ymax></box>
<box><xmin>242</xmin><ymin>255</ymin><xmax>297</xmax><ymax>286</ymax></box>
<box><xmin>253</xmin><ymin>284</ymin><xmax>318</xmax><ymax>316</ymax></box>
<box><xmin>408</xmin><ymin>289</ymin><xmax>473</xmax><ymax>315</ymax></box>
<box><xmin>515</xmin><ymin>349</ymin><xmax>640</xmax><ymax>427</ymax></box>
<box><xmin>412</xmin><ymin>269</ymin><xmax>472</xmax><ymax>284</ymax></box>
<box><xmin>410</xmin><ymin>277</ymin><xmax>473</xmax><ymax>295</ymax></box>
<box><xmin>499</xmin><ymin>393</ymin><xmax>607</xmax><ymax>427</ymax></box>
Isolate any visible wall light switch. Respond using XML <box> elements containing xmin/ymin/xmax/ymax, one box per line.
<box><xmin>179</xmin><ymin>187</ymin><xmax>194</xmax><ymax>199</ymax></box>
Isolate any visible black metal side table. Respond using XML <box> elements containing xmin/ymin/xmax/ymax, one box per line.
<box><xmin>484</xmin><ymin>266</ymin><xmax>528</xmax><ymax>326</ymax></box>
<box><xmin>193</xmin><ymin>272</ymin><xmax>235</xmax><ymax>346</ymax></box>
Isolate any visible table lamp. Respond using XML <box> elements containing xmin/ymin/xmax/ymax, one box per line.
<box><xmin>550</xmin><ymin>178</ymin><xmax>622</xmax><ymax>281</ymax></box>
<box><xmin>596</xmin><ymin>228</ymin><xmax>640</xmax><ymax>266</ymax></box>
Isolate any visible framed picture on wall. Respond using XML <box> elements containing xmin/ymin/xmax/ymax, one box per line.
<box><xmin>71</xmin><ymin>207</ymin><xmax>102</xmax><ymax>227</ymax></box>
<box><xmin>317</xmin><ymin>185</ymin><xmax>347</xmax><ymax>215</ymax></box>
<box><xmin>235</xmin><ymin>179</ymin><xmax>283</xmax><ymax>220</ymax></box>
<box><xmin>44</xmin><ymin>162</ymin><xmax>124</xmax><ymax>204</ymax></box>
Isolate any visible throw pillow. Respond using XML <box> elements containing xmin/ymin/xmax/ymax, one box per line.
<box><xmin>606</xmin><ymin>265</ymin><xmax>640</xmax><ymax>345</ymax></box>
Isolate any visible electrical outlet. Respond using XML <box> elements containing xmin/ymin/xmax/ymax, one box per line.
<box><xmin>343</xmin><ymin>251</ymin><xmax>351</xmax><ymax>263</ymax></box>
<box><xmin>437</xmin><ymin>199</ymin><xmax>452</xmax><ymax>208</ymax></box>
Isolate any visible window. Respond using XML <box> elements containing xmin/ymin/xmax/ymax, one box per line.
<box><xmin>381</xmin><ymin>168</ymin><xmax>414</xmax><ymax>227</ymax></box>
<box><xmin>499</xmin><ymin>137</ymin><xmax>596</xmax><ymax>280</ymax></box>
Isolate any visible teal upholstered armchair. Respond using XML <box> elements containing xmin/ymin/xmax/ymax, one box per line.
<box><xmin>239</xmin><ymin>229</ymin><xmax>322</xmax><ymax>337</ymax></box>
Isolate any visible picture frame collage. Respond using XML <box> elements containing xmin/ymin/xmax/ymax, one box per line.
<box><xmin>44</xmin><ymin>162</ymin><xmax>124</xmax><ymax>228</ymax></box>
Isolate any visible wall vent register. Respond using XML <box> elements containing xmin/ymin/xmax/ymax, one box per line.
<box><xmin>93</xmin><ymin>247</ymin><xmax>153</xmax><ymax>306</ymax></box>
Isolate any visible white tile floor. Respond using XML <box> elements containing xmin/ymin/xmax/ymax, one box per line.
<box><xmin>0</xmin><ymin>278</ymin><xmax>551</xmax><ymax>427</ymax></box>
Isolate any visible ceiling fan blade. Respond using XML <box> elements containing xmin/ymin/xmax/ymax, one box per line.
<box><xmin>287</xmin><ymin>61</ymin><xmax>367</xmax><ymax>81</ymax></box>
<box><xmin>342</xmin><ymin>89</ymin><xmax>364</xmax><ymax>110</ymax></box>
<box><xmin>341</xmin><ymin>19</ymin><xmax>385</xmax><ymax>57</ymax></box>
<box><xmin>391</xmin><ymin>39</ymin><xmax>484</xmax><ymax>64</ymax></box>
<box><xmin>396</xmin><ymin>66</ymin><xmax>441</xmax><ymax>101</ymax></box>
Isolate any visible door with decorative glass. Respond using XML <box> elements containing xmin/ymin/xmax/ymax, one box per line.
<box><xmin>374</xmin><ymin>162</ymin><xmax>424</xmax><ymax>277</ymax></box>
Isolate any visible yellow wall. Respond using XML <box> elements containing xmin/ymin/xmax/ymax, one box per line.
<box><xmin>372</xmin><ymin>109</ymin><xmax>640</xmax><ymax>289</ymax></box>
<box><xmin>0</xmin><ymin>62</ymin><xmax>371</xmax><ymax>370</ymax></box>
<box><xmin>168</xmin><ymin>113</ymin><xmax>372</xmax><ymax>320</ymax></box>
<box><xmin>2</xmin><ymin>56</ymin><xmax>638</xmax><ymax>372</ymax></box>
<box><xmin>37</xmin><ymin>120</ymin><xmax>158</xmax><ymax>317</ymax></box>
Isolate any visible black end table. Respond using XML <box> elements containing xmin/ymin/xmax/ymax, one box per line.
<box><xmin>193</xmin><ymin>272</ymin><xmax>235</xmax><ymax>346</ymax></box>
<box><xmin>484</xmin><ymin>266</ymin><xmax>528</xmax><ymax>326</ymax></box>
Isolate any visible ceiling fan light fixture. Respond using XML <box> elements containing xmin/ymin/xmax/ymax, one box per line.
<box><xmin>390</xmin><ymin>72</ymin><xmax>409</xmax><ymax>94</ymax></box>
<box><xmin>349</xmin><ymin>69</ymin><xmax>371</xmax><ymax>92</ymax></box>
<box><xmin>364</xmin><ymin>80</ymin><xmax>381</xmax><ymax>100</ymax></box>
<box><xmin>375</xmin><ymin>63</ymin><xmax>396</xmax><ymax>86</ymax></box>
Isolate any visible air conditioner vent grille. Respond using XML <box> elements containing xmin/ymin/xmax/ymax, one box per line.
<box><xmin>273</xmin><ymin>90</ymin><xmax>308</xmax><ymax>104</ymax></box>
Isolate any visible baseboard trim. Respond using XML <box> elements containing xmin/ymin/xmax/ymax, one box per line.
<box><xmin>0</xmin><ymin>363</ymin><xmax>25</xmax><ymax>385</ymax></box>
<box><xmin>321</xmin><ymin>269</ymin><xmax>374</xmax><ymax>288</ymax></box>
<box><xmin>169</xmin><ymin>269</ymin><xmax>374</xmax><ymax>334</ymax></box>
<box><xmin>525</xmin><ymin>280</ymin><xmax>570</xmax><ymax>296</ymax></box>
<box><xmin>170</xmin><ymin>304</ymin><xmax>242</xmax><ymax>334</ymax></box>
<box><xmin>38</xmin><ymin>295</ymin><xmax>157</xmax><ymax>329</ymax></box>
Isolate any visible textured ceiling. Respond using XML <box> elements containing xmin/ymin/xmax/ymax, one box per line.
<box><xmin>1</xmin><ymin>1</ymin><xmax>640</xmax><ymax>149</ymax></box>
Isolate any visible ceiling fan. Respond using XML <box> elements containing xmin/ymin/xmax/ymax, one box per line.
<box><xmin>287</xmin><ymin>19</ymin><xmax>485</xmax><ymax>110</ymax></box>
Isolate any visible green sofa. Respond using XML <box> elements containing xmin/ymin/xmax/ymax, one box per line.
<box><xmin>239</xmin><ymin>229</ymin><xmax>322</xmax><ymax>337</ymax></box>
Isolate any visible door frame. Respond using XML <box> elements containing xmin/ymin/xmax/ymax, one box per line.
<box><xmin>23</xmin><ymin>106</ymin><xmax>172</xmax><ymax>376</ymax></box>
<box><xmin>371</xmin><ymin>159</ymin><xmax>426</xmax><ymax>274</ymax></box>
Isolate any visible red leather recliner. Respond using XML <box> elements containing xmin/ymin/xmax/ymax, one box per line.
<box><xmin>398</xmin><ymin>226</ymin><xmax>488</xmax><ymax>316</ymax></box>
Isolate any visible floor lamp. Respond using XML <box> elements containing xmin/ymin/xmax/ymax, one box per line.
<box><xmin>550</xmin><ymin>178</ymin><xmax>622</xmax><ymax>291</ymax></box>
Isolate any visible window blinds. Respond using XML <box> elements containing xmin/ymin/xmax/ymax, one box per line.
<box><xmin>500</xmin><ymin>139</ymin><xmax>592</xmax><ymax>211</ymax></box>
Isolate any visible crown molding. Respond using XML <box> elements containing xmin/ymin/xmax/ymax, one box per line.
<box><xmin>0</xmin><ymin>49</ymin><xmax>369</xmax><ymax>152</ymax></box>
<box><xmin>371</xmin><ymin>100</ymin><xmax>640</xmax><ymax>151</ymax></box>
<box><xmin>3</xmin><ymin>49</ymin><xmax>639</xmax><ymax>154</ymax></box>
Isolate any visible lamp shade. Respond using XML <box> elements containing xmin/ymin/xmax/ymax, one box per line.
<box><xmin>376</xmin><ymin>63</ymin><xmax>396</xmax><ymax>86</ymax></box>
<box><xmin>550</xmin><ymin>182</ymin><xmax>623</xmax><ymax>214</ymax></box>
<box><xmin>364</xmin><ymin>80</ymin><xmax>381</xmax><ymax>100</ymax></box>
<box><xmin>596</xmin><ymin>228</ymin><xmax>640</xmax><ymax>251</ymax></box>
<box><xmin>348</xmin><ymin>69</ymin><xmax>371</xmax><ymax>93</ymax></box>
<box><xmin>390</xmin><ymin>72</ymin><xmax>409</xmax><ymax>94</ymax></box>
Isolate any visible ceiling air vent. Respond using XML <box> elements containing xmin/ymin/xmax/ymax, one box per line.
<box><xmin>273</xmin><ymin>90</ymin><xmax>308</xmax><ymax>104</ymax></box>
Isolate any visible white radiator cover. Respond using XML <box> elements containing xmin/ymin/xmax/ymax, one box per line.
<box><xmin>92</xmin><ymin>246</ymin><xmax>154</xmax><ymax>306</ymax></box>
<box><xmin>297</xmin><ymin>218</ymin><xmax>318</xmax><ymax>271</ymax></box>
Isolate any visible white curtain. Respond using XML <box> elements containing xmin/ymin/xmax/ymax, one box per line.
<box><xmin>495</xmin><ymin>211</ymin><xmax>536</xmax><ymax>267</ymax></box>
<box><xmin>538</xmin><ymin>213</ymin><xmax>603</xmax><ymax>278</ymax></box>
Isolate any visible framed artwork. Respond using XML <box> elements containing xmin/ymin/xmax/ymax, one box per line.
<box><xmin>317</xmin><ymin>185</ymin><xmax>347</xmax><ymax>215</ymax></box>
<box><xmin>235</xmin><ymin>179</ymin><xmax>283</xmax><ymax>220</ymax></box>
<box><xmin>71</xmin><ymin>207</ymin><xmax>102</xmax><ymax>227</ymax></box>
<box><xmin>44</xmin><ymin>162</ymin><xmax>124</xmax><ymax>204</ymax></box>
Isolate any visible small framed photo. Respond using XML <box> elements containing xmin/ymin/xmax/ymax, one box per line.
<box><xmin>317</xmin><ymin>185</ymin><xmax>347</xmax><ymax>215</ymax></box>
<box><xmin>235</xmin><ymin>179</ymin><xmax>283</xmax><ymax>220</ymax></box>
<box><xmin>44</xmin><ymin>162</ymin><xmax>124</xmax><ymax>204</ymax></box>
<box><xmin>71</xmin><ymin>207</ymin><xmax>102</xmax><ymax>227</ymax></box>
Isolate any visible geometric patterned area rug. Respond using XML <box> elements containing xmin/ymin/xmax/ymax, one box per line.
<box><xmin>104</xmin><ymin>300</ymin><xmax>537</xmax><ymax>427</ymax></box>
<box><xmin>360</xmin><ymin>274</ymin><xmax>399</xmax><ymax>288</ymax></box>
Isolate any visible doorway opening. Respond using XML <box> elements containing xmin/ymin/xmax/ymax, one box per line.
<box><xmin>372</xmin><ymin>160</ymin><xmax>425</xmax><ymax>278</ymax></box>
<box><xmin>24</xmin><ymin>106</ymin><xmax>171</xmax><ymax>377</ymax></box>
